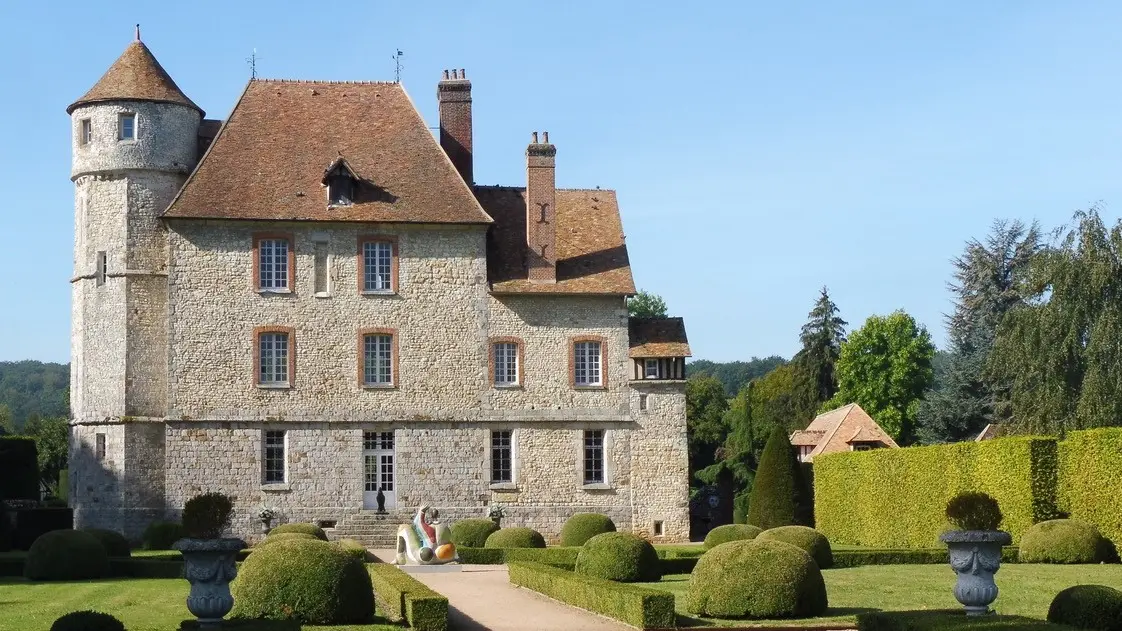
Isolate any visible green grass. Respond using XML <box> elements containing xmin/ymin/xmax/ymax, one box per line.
<box><xmin>0</xmin><ymin>577</ymin><xmax>401</xmax><ymax>631</ymax></box>
<box><xmin>636</xmin><ymin>564</ymin><xmax>1122</xmax><ymax>628</ymax></box>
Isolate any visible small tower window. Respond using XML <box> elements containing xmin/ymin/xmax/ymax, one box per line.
<box><xmin>95</xmin><ymin>251</ymin><xmax>107</xmax><ymax>286</ymax></box>
<box><xmin>118</xmin><ymin>113</ymin><xmax>136</xmax><ymax>141</ymax></box>
<box><xmin>80</xmin><ymin>119</ymin><xmax>92</xmax><ymax>145</ymax></box>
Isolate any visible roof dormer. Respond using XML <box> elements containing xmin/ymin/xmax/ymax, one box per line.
<box><xmin>628</xmin><ymin>317</ymin><xmax>691</xmax><ymax>381</ymax></box>
<box><xmin>323</xmin><ymin>156</ymin><xmax>359</xmax><ymax>207</ymax></box>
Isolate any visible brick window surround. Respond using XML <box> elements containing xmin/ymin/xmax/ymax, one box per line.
<box><xmin>489</xmin><ymin>336</ymin><xmax>525</xmax><ymax>388</ymax></box>
<box><xmin>357</xmin><ymin>235</ymin><xmax>399</xmax><ymax>294</ymax></box>
<box><xmin>254</xmin><ymin>326</ymin><xmax>296</xmax><ymax>387</ymax></box>
<box><xmin>252</xmin><ymin>232</ymin><xmax>295</xmax><ymax>292</ymax></box>
<box><xmin>358</xmin><ymin>327</ymin><xmax>399</xmax><ymax>388</ymax></box>
<box><xmin>570</xmin><ymin>335</ymin><xmax>607</xmax><ymax>389</ymax></box>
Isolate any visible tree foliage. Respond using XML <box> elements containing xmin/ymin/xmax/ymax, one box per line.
<box><xmin>825</xmin><ymin>310</ymin><xmax>935</xmax><ymax>444</ymax></box>
<box><xmin>0</xmin><ymin>361</ymin><xmax>69</xmax><ymax>431</ymax></box>
<box><xmin>687</xmin><ymin>356</ymin><xmax>787</xmax><ymax>396</ymax></box>
<box><xmin>22</xmin><ymin>417</ymin><xmax>69</xmax><ymax>494</ymax></box>
<box><xmin>685</xmin><ymin>376</ymin><xmax>729</xmax><ymax>481</ymax></box>
<box><xmin>988</xmin><ymin>207</ymin><xmax>1122</xmax><ymax>435</ymax></box>
<box><xmin>746</xmin><ymin>426</ymin><xmax>810</xmax><ymax>529</ymax></box>
<box><xmin>792</xmin><ymin>286</ymin><xmax>847</xmax><ymax>406</ymax></box>
<box><xmin>626</xmin><ymin>290</ymin><xmax>668</xmax><ymax>318</ymax></box>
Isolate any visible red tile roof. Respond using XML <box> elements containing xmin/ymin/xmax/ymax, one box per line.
<box><xmin>68</xmin><ymin>41</ymin><xmax>203</xmax><ymax>115</ymax></box>
<box><xmin>790</xmin><ymin>403</ymin><xmax>899</xmax><ymax>461</ymax></box>
<box><xmin>628</xmin><ymin>317</ymin><xmax>691</xmax><ymax>357</ymax></box>
<box><xmin>162</xmin><ymin>80</ymin><xmax>492</xmax><ymax>224</ymax></box>
<box><xmin>477</xmin><ymin>186</ymin><xmax>635</xmax><ymax>295</ymax></box>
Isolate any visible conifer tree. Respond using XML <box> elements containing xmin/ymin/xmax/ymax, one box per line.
<box><xmin>746</xmin><ymin>426</ymin><xmax>809</xmax><ymax>529</ymax></box>
<box><xmin>793</xmin><ymin>287</ymin><xmax>847</xmax><ymax>409</ymax></box>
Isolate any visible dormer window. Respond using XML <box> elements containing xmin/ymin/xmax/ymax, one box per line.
<box><xmin>323</xmin><ymin>157</ymin><xmax>358</xmax><ymax>207</ymax></box>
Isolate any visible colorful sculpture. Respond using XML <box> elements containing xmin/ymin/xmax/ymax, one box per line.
<box><xmin>395</xmin><ymin>505</ymin><xmax>459</xmax><ymax>565</ymax></box>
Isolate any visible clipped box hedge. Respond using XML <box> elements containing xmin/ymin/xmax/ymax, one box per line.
<box><xmin>456</xmin><ymin>546</ymin><xmax>581</xmax><ymax>567</ymax></box>
<box><xmin>815</xmin><ymin>437</ymin><xmax>1060</xmax><ymax>548</ymax></box>
<box><xmin>367</xmin><ymin>563</ymin><xmax>448</xmax><ymax>631</ymax></box>
<box><xmin>0</xmin><ymin>437</ymin><xmax>39</xmax><ymax>500</ymax></box>
<box><xmin>508</xmin><ymin>561</ymin><xmax>675</xmax><ymax>630</ymax></box>
<box><xmin>857</xmin><ymin>609</ymin><xmax>1060</xmax><ymax>630</ymax></box>
<box><xmin>1058</xmin><ymin>428</ymin><xmax>1122</xmax><ymax>546</ymax></box>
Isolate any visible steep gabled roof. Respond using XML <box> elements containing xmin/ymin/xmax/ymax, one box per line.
<box><xmin>629</xmin><ymin>317</ymin><xmax>691</xmax><ymax>357</ymax></box>
<box><xmin>478</xmin><ymin>186</ymin><xmax>634</xmax><ymax>295</ymax></box>
<box><xmin>68</xmin><ymin>40</ymin><xmax>203</xmax><ymax>115</ymax></box>
<box><xmin>789</xmin><ymin>403</ymin><xmax>899</xmax><ymax>461</ymax></box>
<box><xmin>163</xmin><ymin>80</ymin><xmax>492</xmax><ymax>224</ymax></box>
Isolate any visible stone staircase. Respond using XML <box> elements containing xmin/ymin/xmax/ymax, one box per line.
<box><xmin>328</xmin><ymin>510</ymin><xmax>412</xmax><ymax>549</ymax></box>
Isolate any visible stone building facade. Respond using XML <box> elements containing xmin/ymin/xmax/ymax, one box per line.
<box><xmin>68</xmin><ymin>35</ymin><xmax>692</xmax><ymax>543</ymax></box>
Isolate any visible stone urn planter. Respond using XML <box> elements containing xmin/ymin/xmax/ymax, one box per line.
<box><xmin>939</xmin><ymin>529</ymin><xmax>1012</xmax><ymax>615</ymax></box>
<box><xmin>173</xmin><ymin>537</ymin><xmax>246</xmax><ymax>627</ymax></box>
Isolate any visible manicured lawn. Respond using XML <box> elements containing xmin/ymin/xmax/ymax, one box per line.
<box><xmin>0</xmin><ymin>577</ymin><xmax>402</xmax><ymax>631</ymax></box>
<box><xmin>637</xmin><ymin>564</ymin><xmax>1122</xmax><ymax>628</ymax></box>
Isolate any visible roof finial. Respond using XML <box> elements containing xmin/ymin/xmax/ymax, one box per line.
<box><xmin>135</xmin><ymin>24</ymin><xmax>141</xmax><ymax>41</ymax></box>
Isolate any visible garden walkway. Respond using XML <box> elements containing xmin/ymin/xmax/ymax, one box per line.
<box><xmin>371</xmin><ymin>550</ymin><xmax>629</xmax><ymax>631</ymax></box>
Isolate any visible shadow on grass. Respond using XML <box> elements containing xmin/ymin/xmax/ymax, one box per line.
<box><xmin>675</xmin><ymin>607</ymin><xmax>881</xmax><ymax>628</ymax></box>
<box><xmin>179</xmin><ymin>619</ymin><xmax>405</xmax><ymax>630</ymax></box>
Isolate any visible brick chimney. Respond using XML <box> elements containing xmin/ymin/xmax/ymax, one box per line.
<box><xmin>526</xmin><ymin>131</ymin><xmax>557</xmax><ymax>283</ymax></box>
<box><xmin>437</xmin><ymin>69</ymin><xmax>473</xmax><ymax>185</ymax></box>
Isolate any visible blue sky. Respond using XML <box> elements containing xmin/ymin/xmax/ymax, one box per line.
<box><xmin>1</xmin><ymin>1</ymin><xmax>1120</xmax><ymax>364</ymax></box>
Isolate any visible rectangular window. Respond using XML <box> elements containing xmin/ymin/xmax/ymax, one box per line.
<box><xmin>653</xmin><ymin>520</ymin><xmax>664</xmax><ymax>536</ymax></box>
<box><xmin>259</xmin><ymin>332</ymin><xmax>290</xmax><ymax>386</ymax></box>
<box><xmin>644</xmin><ymin>359</ymin><xmax>659</xmax><ymax>379</ymax></box>
<box><xmin>95</xmin><ymin>251</ymin><xmax>107</xmax><ymax>286</ymax></box>
<box><xmin>639</xmin><ymin>393</ymin><xmax>648</xmax><ymax>411</ymax></box>
<box><xmin>94</xmin><ymin>433</ymin><xmax>106</xmax><ymax>461</ymax></box>
<box><xmin>493</xmin><ymin>342</ymin><xmax>519</xmax><ymax>386</ymax></box>
<box><xmin>258</xmin><ymin>238</ymin><xmax>290</xmax><ymax>291</ymax></box>
<box><xmin>363</xmin><ymin>333</ymin><xmax>394</xmax><ymax>386</ymax></box>
<box><xmin>264</xmin><ymin>430</ymin><xmax>286</xmax><ymax>483</ymax></box>
<box><xmin>583</xmin><ymin>430</ymin><xmax>605</xmax><ymax>484</ymax></box>
<box><xmin>491</xmin><ymin>430</ymin><xmax>513</xmax><ymax>483</ymax></box>
<box><xmin>574</xmin><ymin>341</ymin><xmax>602</xmax><ymax>387</ymax></box>
<box><xmin>362</xmin><ymin>241</ymin><xmax>394</xmax><ymax>293</ymax></box>
<box><xmin>118</xmin><ymin>113</ymin><xmax>135</xmax><ymax>141</ymax></box>
<box><xmin>313</xmin><ymin>241</ymin><xmax>329</xmax><ymax>295</ymax></box>
<box><xmin>80</xmin><ymin>119</ymin><xmax>92</xmax><ymax>145</ymax></box>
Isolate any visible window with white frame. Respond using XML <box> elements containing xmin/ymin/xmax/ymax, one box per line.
<box><xmin>363</xmin><ymin>333</ymin><xmax>394</xmax><ymax>386</ymax></box>
<box><xmin>573</xmin><ymin>341</ymin><xmax>602</xmax><ymax>387</ymax></box>
<box><xmin>644</xmin><ymin>358</ymin><xmax>659</xmax><ymax>379</ymax></box>
<box><xmin>258</xmin><ymin>238</ymin><xmax>290</xmax><ymax>291</ymax></box>
<box><xmin>118</xmin><ymin>113</ymin><xmax>136</xmax><ymax>141</ymax></box>
<box><xmin>493</xmin><ymin>342</ymin><xmax>519</xmax><ymax>386</ymax></box>
<box><xmin>80</xmin><ymin>119</ymin><xmax>92</xmax><ymax>145</ymax></box>
<box><xmin>362</xmin><ymin>241</ymin><xmax>393</xmax><ymax>292</ymax></box>
<box><xmin>491</xmin><ymin>430</ymin><xmax>513</xmax><ymax>483</ymax></box>
<box><xmin>583</xmin><ymin>429</ymin><xmax>605</xmax><ymax>484</ymax></box>
<box><xmin>264</xmin><ymin>430</ymin><xmax>286</xmax><ymax>483</ymax></box>
<box><xmin>258</xmin><ymin>332</ymin><xmax>290</xmax><ymax>386</ymax></box>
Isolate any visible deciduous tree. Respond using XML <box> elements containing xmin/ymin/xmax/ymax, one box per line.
<box><xmin>685</xmin><ymin>376</ymin><xmax>729</xmax><ymax>482</ymax></box>
<box><xmin>627</xmin><ymin>290</ymin><xmax>668</xmax><ymax>318</ymax></box>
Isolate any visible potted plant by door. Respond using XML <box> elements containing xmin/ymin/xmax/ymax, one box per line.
<box><xmin>938</xmin><ymin>491</ymin><xmax>1011</xmax><ymax>616</ymax></box>
<box><xmin>173</xmin><ymin>491</ymin><xmax>245</xmax><ymax>628</ymax></box>
<box><xmin>257</xmin><ymin>504</ymin><xmax>276</xmax><ymax>535</ymax></box>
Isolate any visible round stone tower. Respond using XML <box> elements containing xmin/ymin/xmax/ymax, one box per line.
<box><xmin>68</xmin><ymin>30</ymin><xmax>203</xmax><ymax>538</ymax></box>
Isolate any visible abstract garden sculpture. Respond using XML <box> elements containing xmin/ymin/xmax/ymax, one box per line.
<box><xmin>395</xmin><ymin>505</ymin><xmax>459</xmax><ymax>565</ymax></box>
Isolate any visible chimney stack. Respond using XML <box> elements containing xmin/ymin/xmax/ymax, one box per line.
<box><xmin>526</xmin><ymin>131</ymin><xmax>557</xmax><ymax>283</ymax></box>
<box><xmin>437</xmin><ymin>69</ymin><xmax>473</xmax><ymax>185</ymax></box>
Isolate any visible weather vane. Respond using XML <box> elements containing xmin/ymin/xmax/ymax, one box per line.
<box><xmin>392</xmin><ymin>49</ymin><xmax>404</xmax><ymax>83</ymax></box>
<box><xmin>247</xmin><ymin>48</ymin><xmax>260</xmax><ymax>80</ymax></box>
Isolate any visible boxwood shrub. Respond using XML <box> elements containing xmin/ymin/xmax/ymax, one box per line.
<box><xmin>82</xmin><ymin>529</ymin><xmax>131</xmax><ymax>558</ymax></box>
<box><xmin>333</xmin><ymin>538</ymin><xmax>369</xmax><ymax>562</ymax></box>
<box><xmin>484</xmin><ymin>527</ymin><xmax>546</xmax><ymax>549</ymax></box>
<box><xmin>575</xmin><ymin>532</ymin><xmax>660</xmax><ymax>582</ymax></box>
<box><xmin>508</xmin><ymin>561</ymin><xmax>675</xmax><ymax>629</ymax></box>
<box><xmin>368</xmin><ymin>563</ymin><xmax>448</xmax><ymax>631</ymax></box>
<box><xmin>449</xmin><ymin>518</ymin><xmax>499</xmax><ymax>548</ymax></box>
<box><xmin>49</xmin><ymin>611</ymin><xmax>125</xmax><ymax>631</ymax></box>
<box><xmin>25</xmin><ymin>529</ymin><xmax>111</xmax><ymax>581</ymax></box>
<box><xmin>268</xmin><ymin>522</ymin><xmax>328</xmax><ymax>541</ymax></box>
<box><xmin>1047</xmin><ymin>584</ymin><xmax>1122</xmax><ymax>631</ymax></box>
<box><xmin>231</xmin><ymin>538</ymin><xmax>373</xmax><ymax>624</ymax></box>
<box><xmin>0</xmin><ymin>437</ymin><xmax>39</xmax><ymax>500</ymax></box>
<box><xmin>1058</xmin><ymin>428</ymin><xmax>1122</xmax><ymax>547</ymax></box>
<box><xmin>858</xmin><ymin>609</ymin><xmax>1063</xmax><ymax>630</ymax></box>
<box><xmin>703</xmin><ymin>524</ymin><xmax>762</xmax><ymax>549</ymax></box>
<box><xmin>457</xmin><ymin>546</ymin><xmax>578</xmax><ymax>566</ymax></box>
<box><xmin>814</xmin><ymin>436</ymin><xmax>1060</xmax><ymax>547</ymax></box>
<box><xmin>143</xmin><ymin>521</ymin><xmax>185</xmax><ymax>550</ymax></box>
<box><xmin>256</xmin><ymin>532</ymin><xmax>318</xmax><ymax>548</ymax></box>
<box><xmin>1020</xmin><ymin>519</ymin><xmax>1117</xmax><ymax>564</ymax></box>
<box><xmin>560</xmin><ymin>513</ymin><xmax>616</xmax><ymax>547</ymax></box>
<box><xmin>757</xmin><ymin>525</ymin><xmax>833</xmax><ymax>569</ymax></box>
<box><xmin>684</xmin><ymin>539</ymin><xmax>828</xmax><ymax>619</ymax></box>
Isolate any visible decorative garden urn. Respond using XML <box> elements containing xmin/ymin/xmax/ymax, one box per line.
<box><xmin>173</xmin><ymin>537</ymin><xmax>247</xmax><ymax>628</ymax></box>
<box><xmin>939</xmin><ymin>530</ymin><xmax>1012</xmax><ymax>615</ymax></box>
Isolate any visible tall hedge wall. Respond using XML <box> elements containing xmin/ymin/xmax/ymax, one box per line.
<box><xmin>0</xmin><ymin>437</ymin><xmax>39</xmax><ymax>500</ymax></box>
<box><xmin>1058</xmin><ymin>428</ymin><xmax>1122</xmax><ymax>545</ymax></box>
<box><xmin>814</xmin><ymin>437</ymin><xmax>1060</xmax><ymax>548</ymax></box>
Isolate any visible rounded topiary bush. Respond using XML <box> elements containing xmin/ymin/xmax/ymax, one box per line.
<box><xmin>560</xmin><ymin>513</ymin><xmax>617</xmax><ymax>547</ymax></box>
<box><xmin>450</xmin><ymin>518</ymin><xmax>500</xmax><ymax>548</ymax></box>
<box><xmin>334</xmin><ymin>539</ymin><xmax>369</xmax><ymax>561</ymax></box>
<box><xmin>1020</xmin><ymin>519</ymin><xmax>1116</xmax><ymax>564</ymax></box>
<box><xmin>484</xmin><ymin>527</ymin><xmax>546</xmax><ymax>549</ymax></box>
<box><xmin>256</xmin><ymin>532</ymin><xmax>317</xmax><ymax>549</ymax></box>
<box><xmin>704</xmin><ymin>524</ymin><xmax>763</xmax><ymax>549</ymax></box>
<box><xmin>1047</xmin><ymin>585</ymin><xmax>1122</xmax><ymax>631</ymax></box>
<box><xmin>269</xmin><ymin>522</ymin><xmax>328</xmax><ymax>541</ymax></box>
<box><xmin>684</xmin><ymin>539</ymin><xmax>828</xmax><ymax>619</ymax></box>
<box><xmin>82</xmin><ymin>529</ymin><xmax>131</xmax><ymax>558</ymax></box>
<box><xmin>232</xmin><ymin>538</ymin><xmax>373</xmax><ymax>624</ymax></box>
<box><xmin>25</xmin><ymin>530</ymin><xmax>111</xmax><ymax>581</ymax></box>
<box><xmin>757</xmin><ymin>526</ymin><xmax>833</xmax><ymax>569</ymax></box>
<box><xmin>50</xmin><ymin>611</ymin><xmax>125</xmax><ymax>631</ymax></box>
<box><xmin>575</xmin><ymin>532</ymin><xmax>660</xmax><ymax>582</ymax></box>
<box><xmin>143</xmin><ymin>521</ymin><xmax>185</xmax><ymax>550</ymax></box>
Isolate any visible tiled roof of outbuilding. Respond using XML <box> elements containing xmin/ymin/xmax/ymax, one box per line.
<box><xmin>628</xmin><ymin>317</ymin><xmax>691</xmax><ymax>357</ymax></box>
<box><xmin>67</xmin><ymin>40</ymin><xmax>203</xmax><ymax>115</ymax></box>
<box><xmin>163</xmin><ymin>80</ymin><xmax>493</xmax><ymax>224</ymax></box>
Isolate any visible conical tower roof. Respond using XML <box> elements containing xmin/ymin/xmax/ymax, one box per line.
<box><xmin>67</xmin><ymin>36</ymin><xmax>203</xmax><ymax>115</ymax></box>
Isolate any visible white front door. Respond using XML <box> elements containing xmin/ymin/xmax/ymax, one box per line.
<box><xmin>363</xmin><ymin>431</ymin><xmax>396</xmax><ymax>510</ymax></box>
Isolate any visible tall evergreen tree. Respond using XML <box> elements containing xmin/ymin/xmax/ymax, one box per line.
<box><xmin>917</xmin><ymin>219</ymin><xmax>1042</xmax><ymax>443</ymax></box>
<box><xmin>746</xmin><ymin>426</ymin><xmax>809</xmax><ymax>529</ymax></box>
<box><xmin>793</xmin><ymin>287</ymin><xmax>847</xmax><ymax>408</ymax></box>
<box><xmin>988</xmin><ymin>207</ymin><xmax>1122</xmax><ymax>434</ymax></box>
